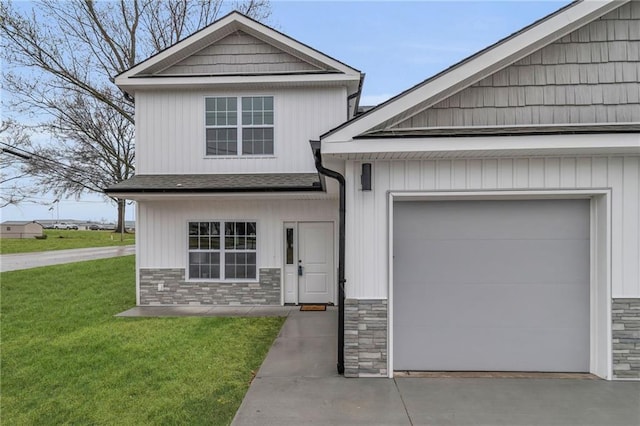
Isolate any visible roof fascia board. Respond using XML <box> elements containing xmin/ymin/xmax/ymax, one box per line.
<box><xmin>106</xmin><ymin>191</ymin><xmax>337</xmax><ymax>201</ymax></box>
<box><xmin>116</xmin><ymin>12</ymin><xmax>360</xmax><ymax>85</ymax></box>
<box><xmin>322</xmin><ymin>0</ymin><xmax>627</xmax><ymax>143</ymax></box>
<box><xmin>321</xmin><ymin>133</ymin><xmax>640</xmax><ymax>156</ymax></box>
<box><xmin>116</xmin><ymin>73</ymin><xmax>361</xmax><ymax>91</ymax></box>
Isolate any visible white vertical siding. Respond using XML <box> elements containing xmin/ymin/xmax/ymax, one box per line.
<box><xmin>138</xmin><ymin>198</ymin><xmax>338</xmax><ymax>269</ymax></box>
<box><xmin>136</xmin><ymin>87</ymin><xmax>347</xmax><ymax>174</ymax></box>
<box><xmin>347</xmin><ymin>156</ymin><xmax>640</xmax><ymax>299</ymax></box>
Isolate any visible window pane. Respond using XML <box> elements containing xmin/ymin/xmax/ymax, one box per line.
<box><xmin>264</xmin><ymin>111</ymin><xmax>273</xmax><ymax>125</ymax></box>
<box><xmin>235</xmin><ymin>236</ymin><xmax>246</xmax><ymax>249</ymax></box>
<box><xmin>242</xmin><ymin>97</ymin><xmax>252</xmax><ymax>110</ymax></box>
<box><xmin>242</xmin><ymin>111</ymin><xmax>252</xmax><ymax>125</ymax></box>
<box><xmin>225</xmin><ymin>222</ymin><xmax>235</xmax><ymax>236</ymax></box>
<box><xmin>247</xmin><ymin>222</ymin><xmax>257</xmax><ymax>235</ymax></box>
<box><xmin>211</xmin><ymin>237</ymin><xmax>220</xmax><ymax>250</ymax></box>
<box><xmin>211</xmin><ymin>265</ymin><xmax>220</xmax><ymax>279</ymax></box>
<box><xmin>228</xmin><ymin>111</ymin><xmax>237</xmax><ymax>126</ymax></box>
<box><xmin>225</xmin><ymin>263</ymin><xmax>236</xmax><ymax>279</ymax></box>
<box><xmin>189</xmin><ymin>222</ymin><xmax>199</xmax><ymax>235</ymax></box>
<box><xmin>189</xmin><ymin>237</ymin><xmax>199</xmax><ymax>249</ymax></box>
<box><xmin>225</xmin><ymin>236</ymin><xmax>235</xmax><ymax>249</ymax></box>
<box><xmin>199</xmin><ymin>222</ymin><xmax>209</xmax><ymax>235</ymax></box>
<box><xmin>247</xmin><ymin>265</ymin><xmax>256</xmax><ymax>279</ymax></box>
<box><xmin>236</xmin><ymin>265</ymin><xmax>246</xmax><ymax>279</ymax></box>
<box><xmin>211</xmin><ymin>222</ymin><xmax>220</xmax><ymax>235</ymax></box>
<box><xmin>200</xmin><ymin>265</ymin><xmax>211</xmax><ymax>279</ymax></box>
<box><xmin>236</xmin><ymin>252</ymin><xmax>246</xmax><ymax>265</ymax></box>
<box><xmin>246</xmin><ymin>236</ymin><xmax>256</xmax><ymax>249</ymax></box>
<box><xmin>198</xmin><ymin>236</ymin><xmax>209</xmax><ymax>250</ymax></box>
<box><xmin>247</xmin><ymin>252</ymin><xmax>256</xmax><ymax>265</ymax></box>
<box><xmin>236</xmin><ymin>222</ymin><xmax>246</xmax><ymax>235</ymax></box>
<box><xmin>286</xmin><ymin>228</ymin><xmax>294</xmax><ymax>264</ymax></box>
<box><xmin>253</xmin><ymin>112</ymin><xmax>263</xmax><ymax>125</ymax></box>
<box><xmin>189</xmin><ymin>265</ymin><xmax>200</xmax><ymax>278</ymax></box>
<box><xmin>263</xmin><ymin>96</ymin><xmax>273</xmax><ymax>110</ymax></box>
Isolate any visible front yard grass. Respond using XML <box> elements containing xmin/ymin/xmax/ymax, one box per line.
<box><xmin>0</xmin><ymin>229</ymin><xmax>135</xmax><ymax>254</ymax></box>
<box><xmin>1</xmin><ymin>256</ymin><xmax>285</xmax><ymax>425</ymax></box>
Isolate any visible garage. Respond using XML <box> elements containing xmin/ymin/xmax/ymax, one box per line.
<box><xmin>392</xmin><ymin>199</ymin><xmax>591</xmax><ymax>372</ymax></box>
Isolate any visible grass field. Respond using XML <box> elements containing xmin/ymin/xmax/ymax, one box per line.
<box><xmin>0</xmin><ymin>229</ymin><xmax>135</xmax><ymax>254</ymax></box>
<box><xmin>1</xmin><ymin>256</ymin><xmax>285</xmax><ymax>425</ymax></box>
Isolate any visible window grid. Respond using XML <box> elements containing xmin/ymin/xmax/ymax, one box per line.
<box><xmin>205</xmin><ymin>96</ymin><xmax>274</xmax><ymax>156</ymax></box>
<box><xmin>188</xmin><ymin>221</ymin><xmax>257</xmax><ymax>280</ymax></box>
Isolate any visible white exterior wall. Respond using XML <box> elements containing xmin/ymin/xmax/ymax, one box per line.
<box><xmin>137</xmin><ymin>198</ymin><xmax>338</xmax><ymax>269</ymax></box>
<box><xmin>135</xmin><ymin>87</ymin><xmax>347</xmax><ymax>174</ymax></box>
<box><xmin>345</xmin><ymin>155</ymin><xmax>640</xmax><ymax>299</ymax></box>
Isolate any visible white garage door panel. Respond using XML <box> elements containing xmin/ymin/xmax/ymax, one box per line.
<box><xmin>393</xmin><ymin>199</ymin><xmax>590</xmax><ymax>372</ymax></box>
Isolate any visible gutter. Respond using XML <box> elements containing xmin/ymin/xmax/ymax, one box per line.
<box><xmin>310</xmin><ymin>140</ymin><xmax>346</xmax><ymax>375</ymax></box>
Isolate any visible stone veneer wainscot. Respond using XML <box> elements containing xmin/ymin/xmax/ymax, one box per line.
<box><xmin>344</xmin><ymin>299</ymin><xmax>388</xmax><ymax>378</ymax></box>
<box><xmin>139</xmin><ymin>268</ymin><xmax>281</xmax><ymax>305</ymax></box>
<box><xmin>612</xmin><ymin>298</ymin><xmax>640</xmax><ymax>379</ymax></box>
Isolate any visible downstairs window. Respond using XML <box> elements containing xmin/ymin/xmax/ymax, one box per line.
<box><xmin>188</xmin><ymin>221</ymin><xmax>257</xmax><ymax>280</ymax></box>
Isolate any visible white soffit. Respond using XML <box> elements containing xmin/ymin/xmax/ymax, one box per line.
<box><xmin>321</xmin><ymin>133</ymin><xmax>640</xmax><ymax>160</ymax></box>
<box><xmin>322</xmin><ymin>0</ymin><xmax>628</xmax><ymax>143</ymax></box>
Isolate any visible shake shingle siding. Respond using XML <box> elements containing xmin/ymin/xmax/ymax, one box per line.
<box><xmin>157</xmin><ymin>31</ymin><xmax>325</xmax><ymax>75</ymax></box>
<box><xmin>393</xmin><ymin>2</ymin><xmax>640</xmax><ymax>129</ymax></box>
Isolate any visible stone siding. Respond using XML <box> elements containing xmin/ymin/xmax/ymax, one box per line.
<box><xmin>139</xmin><ymin>268</ymin><xmax>281</xmax><ymax>305</ymax></box>
<box><xmin>612</xmin><ymin>298</ymin><xmax>640</xmax><ymax>379</ymax></box>
<box><xmin>344</xmin><ymin>299</ymin><xmax>387</xmax><ymax>378</ymax></box>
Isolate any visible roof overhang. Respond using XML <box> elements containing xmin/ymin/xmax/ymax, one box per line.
<box><xmin>116</xmin><ymin>73</ymin><xmax>362</xmax><ymax>94</ymax></box>
<box><xmin>321</xmin><ymin>132</ymin><xmax>640</xmax><ymax>160</ymax></box>
<box><xmin>105</xmin><ymin>173</ymin><xmax>328</xmax><ymax>200</ymax></box>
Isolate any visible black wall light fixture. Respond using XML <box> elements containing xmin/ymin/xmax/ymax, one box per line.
<box><xmin>361</xmin><ymin>163</ymin><xmax>372</xmax><ymax>191</ymax></box>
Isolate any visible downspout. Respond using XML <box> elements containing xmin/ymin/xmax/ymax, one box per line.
<box><xmin>310</xmin><ymin>140</ymin><xmax>346</xmax><ymax>375</ymax></box>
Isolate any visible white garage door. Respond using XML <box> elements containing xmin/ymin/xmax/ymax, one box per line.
<box><xmin>393</xmin><ymin>199</ymin><xmax>590</xmax><ymax>372</ymax></box>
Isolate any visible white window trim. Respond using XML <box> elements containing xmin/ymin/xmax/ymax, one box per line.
<box><xmin>186</xmin><ymin>219</ymin><xmax>259</xmax><ymax>282</ymax></box>
<box><xmin>204</xmin><ymin>95</ymin><xmax>274</xmax><ymax>157</ymax></box>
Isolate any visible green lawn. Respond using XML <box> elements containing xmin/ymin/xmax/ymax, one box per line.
<box><xmin>1</xmin><ymin>256</ymin><xmax>285</xmax><ymax>425</ymax></box>
<box><xmin>0</xmin><ymin>230</ymin><xmax>135</xmax><ymax>254</ymax></box>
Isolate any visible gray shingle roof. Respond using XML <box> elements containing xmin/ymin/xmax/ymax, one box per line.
<box><xmin>106</xmin><ymin>173</ymin><xmax>323</xmax><ymax>194</ymax></box>
<box><xmin>362</xmin><ymin>124</ymin><xmax>640</xmax><ymax>138</ymax></box>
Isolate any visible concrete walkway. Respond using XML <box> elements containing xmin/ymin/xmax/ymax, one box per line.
<box><xmin>0</xmin><ymin>245</ymin><xmax>135</xmax><ymax>272</ymax></box>
<box><xmin>231</xmin><ymin>307</ymin><xmax>640</xmax><ymax>426</ymax></box>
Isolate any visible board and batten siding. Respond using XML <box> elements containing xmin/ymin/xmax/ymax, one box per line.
<box><xmin>137</xmin><ymin>198</ymin><xmax>338</xmax><ymax>269</ymax></box>
<box><xmin>135</xmin><ymin>87</ymin><xmax>347</xmax><ymax>174</ymax></box>
<box><xmin>158</xmin><ymin>31</ymin><xmax>323</xmax><ymax>75</ymax></box>
<box><xmin>392</xmin><ymin>2</ymin><xmax>640</xmax><ymax>129</ymax></box>
<box><xmin>345</xmin><ymin>156</ymin><xmax>640</xmax><ymax>299</ymax></box>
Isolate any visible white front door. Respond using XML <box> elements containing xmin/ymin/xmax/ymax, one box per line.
<box><xmin>298</xmin><ymin>222</ymin><xmax>334</xmax><ymax>304</ymax></box>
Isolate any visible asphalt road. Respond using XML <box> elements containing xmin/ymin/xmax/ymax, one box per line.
<box><xmin>0</xmin><ymin>245</ymin><xmax>135</xmax><ymax>272</ymax></box>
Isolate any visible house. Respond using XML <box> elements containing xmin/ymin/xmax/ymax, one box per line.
<box><xmin>0</xmin><ymin>221</ymin><xmax>44</xmax><ymax>239</ymax></box>
<box><xmin>107</xmin><ymin>0</ymin><xmax>640</xmax><ymax>381</ymax></box>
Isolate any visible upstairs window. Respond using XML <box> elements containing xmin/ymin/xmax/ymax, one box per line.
<box><xmin>205</xmin><ymin>96</ymin><xmax>274</xmax><ymax>156</ymax></box>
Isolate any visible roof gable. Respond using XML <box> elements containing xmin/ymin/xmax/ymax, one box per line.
<box><xmin>322</xmin><ymin>0</ymin><xmax>632</xmax><ymax>142</ymax></box>
<box><xmin>115</xmin><ymin>12</ymin><xmax>361</xmax><ymax>94</ymax></box>
<box><xmin>389</xmin><ymin>2</ymin><xmax>639</xmax><ymax>131</ymax></box>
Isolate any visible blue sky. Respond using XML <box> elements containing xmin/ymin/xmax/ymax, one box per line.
<box><xmin>1</xmin><ymin>0</ymin><xmax>570</xmax><ymax>222</ymax></box>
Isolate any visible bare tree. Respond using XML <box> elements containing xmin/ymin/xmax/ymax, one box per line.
<box><xmin>0</xmin><ymin>121</ymin><xmax>37</xmax><ymax>208</ymax></box>
<box><xmin>1</xmin><ymin>0</ymin><xmax>271</xmax><ymax>231</ymax></box>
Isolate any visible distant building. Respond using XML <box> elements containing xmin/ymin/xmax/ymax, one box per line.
<box><xmin>0</xmin><ymin>221</ymin><xmax>44</xmax><ymax>239</ymax></box>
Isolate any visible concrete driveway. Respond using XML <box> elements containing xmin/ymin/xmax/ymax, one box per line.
<box><xmin>232</xmin><ymin>308</ymin><xmax>640</xmax><ymax>426</ymax></box>
<box><xmin>0</xmin><ymin>245</ymin><xmax>135</xmax><ymax>272</ymax></box>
